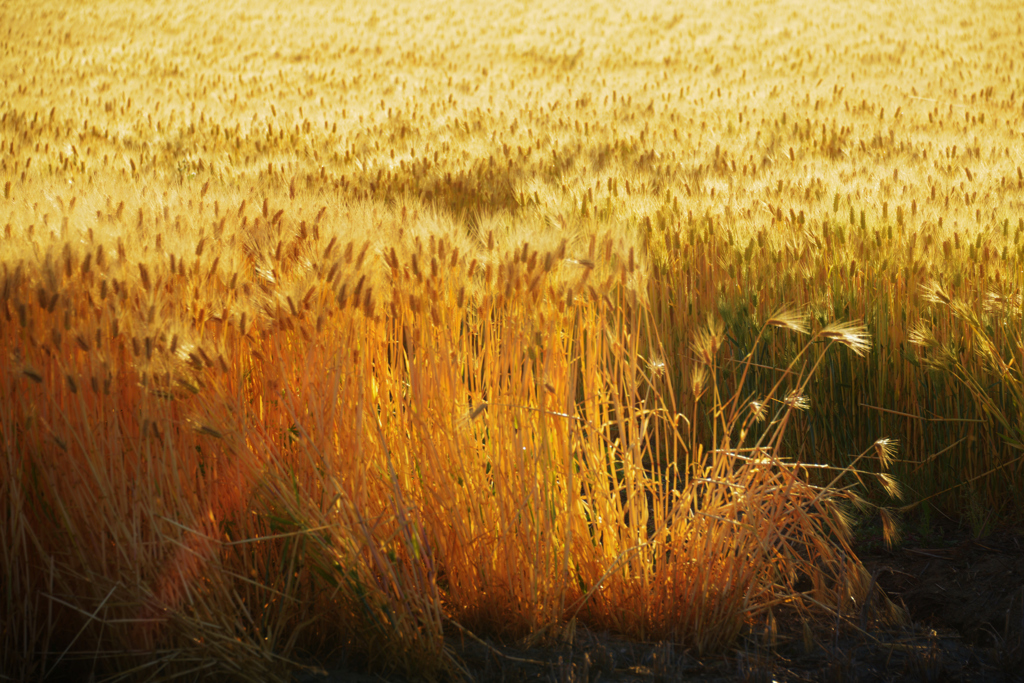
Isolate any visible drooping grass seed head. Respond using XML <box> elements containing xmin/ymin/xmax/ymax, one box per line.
<box><xmin>818</xmin><ymin>321</ymin><xmax>871</xmax><ymax>357</ymax></box>
<box><xmin>766</xmin><ymin>306</ymin><xmax>810</xmax><ymax>335</ymax></box>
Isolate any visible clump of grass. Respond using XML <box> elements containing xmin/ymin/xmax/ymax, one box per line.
<box><xmin>566</xmin><ymin>308</ymin><xmax>905</xmax><ymax>652</ymax></box>
<box><xmin>1</xmin><ymin>219</ymin><xmax>901</xmax><ymax>679</ymax></box>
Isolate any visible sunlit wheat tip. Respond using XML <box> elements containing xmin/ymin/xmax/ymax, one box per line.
<box><xmin>690</xmin><ymin>365</ymin><xmax>709</xmax><ymax>396</ymax></box>
<box><xmin>646</xmin><ymin>355</ymin><xmax>667</xmax><ymax>377</ymax></box>
<box><xmin>819</xmin><ymin>321</ymin><xmax>871</xmax><ymax>356</ymax></box>
<box><xmin>907</xmin><ymin>322</ymin><xmax>935</xmax><ymax>348</ymax></box>
<box><xmin>879</xmin><ymin>507</ymin><xmax>902</xmax><ymax>548</ymax></box>
<box><xmin>983</xmin><ymin>289</ymin><xmax>1021</xmax><ymax>314</ymax></box>
<box><xmin>872</xmin><ymin>438</ymin><xmax>898</xmax><ymax>468</ymax></box>
<box><xmin>847</xmin><ymin>491</ymin><xmax>871</xmax><ymax>513</ymax></box>
<box><xmin>921</xmin><ymin>281</ymin><xmax>951</xmax><ymax>305</ymax></box>
<box><xmin>783</xmin><ymin>391</ymin><xmax>810</xmax><ymax>410</ymax></box>
<box><xmin>692</xmin><ymin>315</ymin><xmax>725</xmax><ymax>364</ymax></box>
<box><xmin>766</xmin><ymin>307</ymin><xmax>810</xmax><ymax>335</ymax></box>
<box><xmin>877</xmin><ymin>473</ymin><xmax>903</xmax><ymax>500</ymax></box>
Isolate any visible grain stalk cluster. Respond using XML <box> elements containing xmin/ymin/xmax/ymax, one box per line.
<box><xmin>1</xmin><ymin>212</ymin><xmax>901</xmax><ymax>679</ymax></box>
<box><xmin>2</xmin><ymin>0</ymin><xmax>1021</xmax><ymax>679</ymax></box>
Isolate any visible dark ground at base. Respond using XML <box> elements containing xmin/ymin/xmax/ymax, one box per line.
<box><xmin>295</xmin><ymin>524</ymin><xmax>1024</xmax><ymax>683</ymax></box>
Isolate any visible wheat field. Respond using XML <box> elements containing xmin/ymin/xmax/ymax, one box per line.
<box><xmin>2</xmin><ymin>0</ymin><xmax>1022</xmax><ymax>680</ymax></box>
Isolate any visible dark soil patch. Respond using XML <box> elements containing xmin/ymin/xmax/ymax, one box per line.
<box><xmin>864</xmin><ymin>530</ymin><xmax>1024</xmax><ymax>650</ymax></box>
<box><xmin>295</xmin><ymin>525</ymin><xmax>1024</xmax><ymax>683</ymax></box>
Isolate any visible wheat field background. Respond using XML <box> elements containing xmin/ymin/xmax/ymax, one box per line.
<box><xmin>2</xmin><ymin>0</ymin><xmax>1023</xmax><ymax>680</ymax></box>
